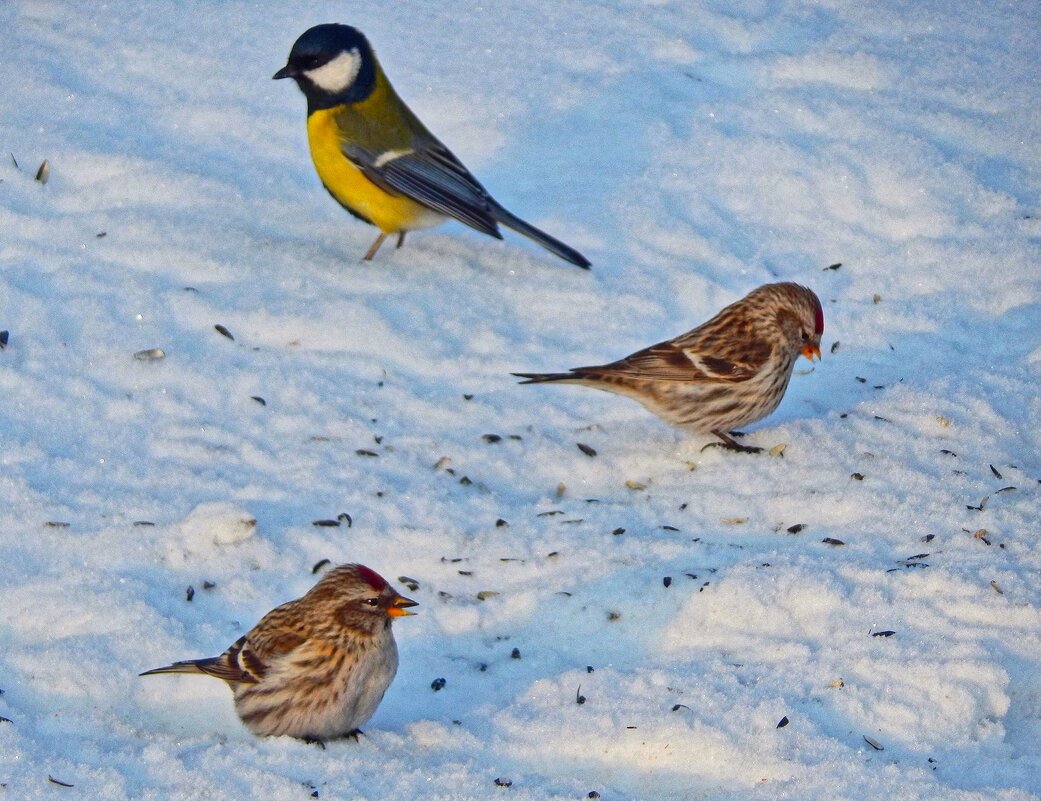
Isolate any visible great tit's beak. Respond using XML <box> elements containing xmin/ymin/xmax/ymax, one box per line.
<box><xmin>802</xmin><ymin>341</ymin><xmax>822</xmax><ymax>362</ymax></box>
<box><xmin>386</xmin><ymin>594</ymin><xmax>418</xmax><ymax>618</ymax></box>
<box><xmin>272</xmin><ymin>64</ymin><xmax>293</xmax><ymax>80</ymax></box>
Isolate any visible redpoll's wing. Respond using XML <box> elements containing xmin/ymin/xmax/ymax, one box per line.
<box><xmin>139</xmin><ymin>635</ymin><xmax>261</xmax><ymax>683</ymax></box>
<box><xmin>575</xmin><ymin>338</ymin><xmax>764</xmax><ymax>383</ymax></box>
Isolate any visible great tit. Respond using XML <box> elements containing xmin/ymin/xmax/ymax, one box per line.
<box><xmin>273</xmin><ymin>24</ymin><xmax>591</xmax><ymax>268</ymax></box>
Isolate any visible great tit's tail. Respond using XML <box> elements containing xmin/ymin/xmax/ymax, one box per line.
<box><xmin>491</xmin><ymin>205</ymin><xmax>591</xmax><ymax>269</ymax></box>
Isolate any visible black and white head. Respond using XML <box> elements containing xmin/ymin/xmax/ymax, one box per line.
<box><xmin>273</xmin><ymin>24</ymin><xmax>377</xmax><ymax>109</ymax></box>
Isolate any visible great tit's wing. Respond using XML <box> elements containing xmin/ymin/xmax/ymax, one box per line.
<box><xmin>342</xmin><ymin>140</ymin><xmax>502</xmax><ymax>237</ymax></box>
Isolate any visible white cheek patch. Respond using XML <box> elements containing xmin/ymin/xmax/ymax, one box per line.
<box><xmin>304</xmin><ymin>48</ymin><xmax>362</xmax><ymax>93</ymax></box>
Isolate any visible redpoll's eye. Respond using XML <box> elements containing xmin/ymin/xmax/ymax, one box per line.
<box><xmin>363</xmin><ymin>598</ymin><xmax>380</xmax><ymax>607</ymax></box>
<box><xmin>801</xmin><ymin>331</ymin><xmax>810</xmax><ymax>342</ymax></box>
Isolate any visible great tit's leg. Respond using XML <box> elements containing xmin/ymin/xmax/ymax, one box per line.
<box><xmin>395</xmin><ymin>233</ymin><xmax>406</xmax><ymax>249</ymax></box>
<box><xmin>363</xmin><ymin>233</ymin><xmax>388</xmax><ymax>261</ymax></box>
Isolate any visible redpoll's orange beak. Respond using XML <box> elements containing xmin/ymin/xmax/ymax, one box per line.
<box><xmin>386</xmin><ymin>594</ymin><xmax>418</xmax><ymax>617</ymax></box>
<box><xmin>801</xmin><ymin>341</ymin><xmax>822</xmax><ymax>362</ymax></box>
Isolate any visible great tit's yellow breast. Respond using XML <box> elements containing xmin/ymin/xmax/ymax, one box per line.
<box><xmin>306</xmin><ymin>75</ymin><xmax>442</xmax><ymax>235</ymax></box>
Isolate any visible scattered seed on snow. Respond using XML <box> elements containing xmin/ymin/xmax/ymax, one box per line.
<box><xmin>312</xmin><ymin>519</ymin><xmax>340</xmax><ymax>527</ymax></box>
<box><xmin>250</xmin><ymin>396</ymin><xmax>266</xmax><ymax>405</ymax></box>
<box><xmin>185</xmin><ymin>586</ymin><xmax>195</xmax><ymax>602</ymax></box>
<box><xmin>824</xmin><ymin>262</ymin><xmax>842</xmax><ymax>271</ymax></box>
<box><xmin>133</xmin><ymin>348</ymin><xmax>165</xmax><ymax>361</ymax></box>
<box><xmin>431</xmin><ymin>678</ymin><xmax>446</xmax><ymax>692</ymax></box>
<box><xmin>48</xmin><ymin>776</ymin><xmax>74</xmax><ymax>788</ymax></box>
<box><xmin>482</xmin><ymin>434</ymin><xmax>502</xmax><ymax>443</ymax></box>
<box><xmin>625</xmin><ymin>479</ymin><xmax>648</xmax><ymax>490</ymax></box>
<box><xmin>990</xmin><ymin>464</ymin><xmax>1002</xmax><ymax>479</ymax></box>
<box><xmin>35</xmin><ymin>159</ymin><xmax>49</xmax><ymax>183</ymax></box>
<box><xmin>822</xmin><ymin>538</ymin><xmax>845</xmax><ymax>546</ymax></box>
<box><xmin>355</xmin><ymin>449</ymin><xmax>378</xmax><ymax>457</ymax></box>
<box><xmin>477</xmin><ymin>591</ymin><xmax>499</xmax><ymax>601</ymax></box>
<box><xmin>494</xmin><ymin>778</ymin><xmax>512</xmax><ymax>788</ymax></box>
<box><xmin>777</xmin><ymin>716</ymin><xmax>789</xmax><ymax>728</ymax></box>
<box><xmin>786</xmin><ymin>524</ymin><xmax>806</xmax><ymax>534</ymax></box>
<box><xmin>990</xmin><ymin>580</ymin><xmax>1004</xmax><ymax>594</ymax></box>
<box><xmin>769</xmin><ymin>443</ymin><xmax>786</xmax><ymax>457</ymax></box>
<box><xmin>863</xmin><ymin>735</ymin><xmax>884</xmax><ymax>750</ymax></box>
<box><xmin>495</xmin><ymin>518</ymin><xmax>509</xmax><ymax>527</ymax></box>
<box><xmin>311</xmin><ymin>559</ymin><xmax>331</xmax><ymax>574</ymax></box>
<box><xmin>0</xmin><ymin>331</ymin><xmax>8</xmax><ymax>349</ymax></box>
<box><xmin>663</xmin><ymin>576</ymin><xmax>672</xmax><ymax>588</ymax></box>
<box><xmin>214</xmin><ymin>324</ymin><xmax>234</xmax><ymax>340</ymax></box>
<box><xmin>830</xmin><ymin>341</ymin><xmax>840</xmax><ymax>354</ymax></box>
<box><xmin>872</xmin><ymin>630</ymin><xmax>896</xmax><ymax>637</ymax></box>
<box><xmin>511</xmin><ymin>648</ymin><xmax>521</xmax><ymax>659</ymax></box>
<box><xmin>577</xmin><ymin>442</ymin><xmax>597</xmax><ymax>457</ymax></box>
<box><xmin>612</xmin><ymin>527</ymin><xmax>625</xmax><ymax>536</ymax></box>
<box><xmin>576</xmin><ymin>685</ymin><xmax>586</xmax><ymax>704</ymax></box>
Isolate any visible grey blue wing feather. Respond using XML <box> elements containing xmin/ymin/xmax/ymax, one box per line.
<box><xmin>344</xmin><ymin>142</ymin><xmax>502</xmax><ymax>237</ymax></box>
<box><xmin>344</xmin><ymin>141</ymin><xmax>591</xmax><ymax>268</ymax></box>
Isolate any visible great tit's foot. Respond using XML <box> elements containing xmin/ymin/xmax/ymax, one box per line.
<box><xmin>363</xmin><ymin>233</ymin><xmax>388</xmax><ymax>261</ymax></box>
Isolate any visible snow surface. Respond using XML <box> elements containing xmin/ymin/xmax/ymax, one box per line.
<box><xmin>2</xmin><ymin>1</ymin><xmax>1040</xmax><ymax>799</ymax></box>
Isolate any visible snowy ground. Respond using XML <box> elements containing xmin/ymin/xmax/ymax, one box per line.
<box><xmin>2</xmin><ymin>1</ymin><xmax>1040</xmax><ymax>799</ymax></box>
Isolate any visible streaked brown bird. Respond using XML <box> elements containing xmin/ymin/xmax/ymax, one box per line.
<box><xmin>514</xmin><ymin>282</ymin><xmax>823</xmax><ymax>452</ymax></box>
<box><xmin>141</xmin><ymin>563</ymin><xmax>417</xmax><ymax>742</ymax></box>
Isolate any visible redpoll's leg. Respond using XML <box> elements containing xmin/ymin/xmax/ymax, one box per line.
<box><xmin>302</xmin><ymin>736</ymin><xmax>327</xmax><ymax>749</ymax></box>
<box><xmin>363</xmin><ymin>233</ymin><xmax>388</xmax><ymax>261</ymax></box>
<box><xmin>704</xmin><ymin>431</ymin><xmax>764</xmax><ymax>454</ymax></box>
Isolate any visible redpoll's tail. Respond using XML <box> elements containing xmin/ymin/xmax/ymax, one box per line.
<box><xmin>513</xmin><ymin>371</ymin><xmax>584</xmax><ymax>384</ymax></box>
<box><xmin>491</xmin><ymin>204</ymin><xmax>591</xmax><ymax>269</ymax></box>
<box><xmin>139</xmin><ymin>657</ymin><xmax>218</xmax><ymax>677</ymax></box>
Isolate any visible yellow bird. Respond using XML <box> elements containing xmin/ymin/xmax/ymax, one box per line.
<box><xmin>273</xmin><ymin>24</ymin><xmax>591</xmax><ymax>268</ymax></box>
